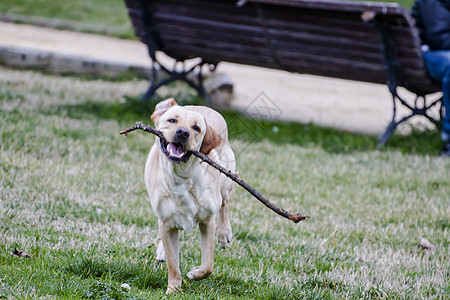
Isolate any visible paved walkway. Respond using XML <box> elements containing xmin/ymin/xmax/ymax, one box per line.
<box><xmin>0</xmin><ymin>21</ymin><xmax>438</xmax><ymax>135</ymax></box>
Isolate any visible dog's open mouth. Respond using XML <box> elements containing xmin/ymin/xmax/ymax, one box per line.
<box><xmin>160</xmin><ymin>139</ymin><xmax>192</xmax><ymax>163</ymax></box>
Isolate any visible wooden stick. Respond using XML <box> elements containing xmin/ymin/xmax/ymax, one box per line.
<box><xmin>120</xmin><ymin>122</ymin><xmax>310</xmax><ymax>223</ymax></box>
<box><xmin>120</xmin><ymin>122</ymin><xmax>165</xmax><ymax>140</ymax></box>
<box><xmin>192</xmin><ymin>150</ymin><xmax>309</xmax><ymax>223</ymax></box>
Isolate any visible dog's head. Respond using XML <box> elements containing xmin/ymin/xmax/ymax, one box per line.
<box><xmin>151</xmin><ymin>98</ymin><xmax>221</xmax><ymax>163</ymax></box>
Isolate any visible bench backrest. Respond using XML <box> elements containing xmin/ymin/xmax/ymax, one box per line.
<box><xmin>126</xmin><ymin>0</ymin><xmax>440</xmax><ymax>95</ymax></box>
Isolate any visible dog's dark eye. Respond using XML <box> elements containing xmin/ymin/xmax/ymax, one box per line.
<box><xmin>192</xmin><ymin>125</ymin><xmax>201</xmax><ymax>132</ymax></box>
<box><xmin>167</xmin><ymin>119</ymin><xmax>177</xmax><ymax>123</ymax></box>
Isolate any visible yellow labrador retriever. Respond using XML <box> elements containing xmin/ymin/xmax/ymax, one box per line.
<box><xmin>145</xmin><ymin>98</ymin><xmax>235</xmax><ymax>293</ymax></box>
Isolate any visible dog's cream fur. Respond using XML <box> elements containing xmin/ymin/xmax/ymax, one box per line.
<box><xmin>144</xmin><ymin>98</ymin><xmax>235</xmax><ymax>293</ymax></box>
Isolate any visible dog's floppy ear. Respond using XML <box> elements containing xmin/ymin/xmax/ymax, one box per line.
<box><xmin>200</xmin><ymin>124</ymin><xmax>222</xmax><ymax>155</ymax></box>
<box><xmin>151</xmin><ymin>98</ymin><xmax>178</xmax><ymax>125</ymax></box>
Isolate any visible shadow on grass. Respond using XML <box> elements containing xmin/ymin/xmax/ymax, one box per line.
<box><xmin>46</xmin><ymin>96</ymin><xmax>443</xmax><ymax>156</ymax></box>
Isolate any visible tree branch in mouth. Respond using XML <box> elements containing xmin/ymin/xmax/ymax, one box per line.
<box><xmin>120</xmin><ymin>122</ymin><xmax>310</xmax><ymax>223</ymax></box>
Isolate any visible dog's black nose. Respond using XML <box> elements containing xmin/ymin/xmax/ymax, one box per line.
<box><xmin>175</xmin><ymin>127</ymin><xmax>190</xmax><ymax>140</ymax></box>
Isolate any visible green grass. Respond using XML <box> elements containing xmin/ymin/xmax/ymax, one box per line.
<box><xmin>44</xmin><ymin>94</ymin><xmax>443</xmax><ymax>156</ymax></box>
<box><xmin>0</xmin><ymin>0</ymin><xmax>134</xmax><ymax>38</ymax></box>
<box><xmin>1</xmin><ymin>67</ymin><xmax>449</xmax><ymax>299</ymax></box>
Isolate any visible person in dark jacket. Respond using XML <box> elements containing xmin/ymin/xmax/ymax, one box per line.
<box><xmin>412</xmin><ymin>0</ymin><xmax>450</xmax><ymax>156</ymax></box>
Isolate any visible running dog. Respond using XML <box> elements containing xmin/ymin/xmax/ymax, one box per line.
<box><xmin>144</xmin><ymin>98</ymin><xmax>235</xmax><ymax>293</ymax></box>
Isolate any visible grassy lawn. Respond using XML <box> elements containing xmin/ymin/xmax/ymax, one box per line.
<box><xmin>0</xmin><ymin>0</ymin><xmax>134</xmax><ymax>38</ymax></box>
<box><xmin>1</xmin><ymin>67</ymin><xmax>449</xmax><ymax>299</ymax></box>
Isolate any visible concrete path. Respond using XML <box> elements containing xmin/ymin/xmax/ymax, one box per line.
<box><xmin>0</xmin><ymin>21</ymin><xmax>438</xmax><ymax>135</ymax></box>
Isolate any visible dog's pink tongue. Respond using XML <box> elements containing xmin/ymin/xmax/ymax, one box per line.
<box><xmin>167</xmin><ymin>143</ymin><xmax>184</xmax><ymax>157</ymax></box>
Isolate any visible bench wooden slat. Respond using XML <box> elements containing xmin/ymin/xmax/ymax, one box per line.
<box><xmin>157</xmin><ymin>30</ymin><xmax>430</xmax><ymax>87</ymax></box>
<box><xmin>249</xmin><ymin>0</ymin><xmax>405</xmax><ymax>14</ymax></box>
<box><xmin>159</xmin><ymin>24</ymin><xmax>384</xmax><ymax>64</ymax></box>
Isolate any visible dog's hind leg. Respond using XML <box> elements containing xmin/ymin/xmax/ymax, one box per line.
<box><xmin>187</xmin><ymin>218</ymin><xmax>215</xmax><ymax>280</ymax></box>
<box><xmin>216</xmin><ymin>194</ymin><xmax>232</xmax><ymax>248</ymax></box>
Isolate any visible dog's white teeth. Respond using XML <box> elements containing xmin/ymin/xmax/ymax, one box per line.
<box><xmin>167</xmin><ymin>143</ymin><xmax>185</xmax><ymax>157</ymax></box>
<box><xmin>167</xmin><ymin>144</ymin><xmax>176</xmax><ymax>155</ymax></box>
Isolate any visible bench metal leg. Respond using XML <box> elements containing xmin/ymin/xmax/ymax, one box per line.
<box><xmin>134</xmin><ymin>0</ymin><xmax>218</xmax><ymax>102</ymax></box>
<box><xmin>140</xmin><ymin>56</ymin><xmax>218</xmax><ymax>103</ymax></box>
<box><xmin>378</xmin><ymin>93</ymin><xmax>398</xmax><ymax>147</ymax></box>
<box><xmin>365</xmin><ymin>16</ymin><xmax>443</xmax><ymax>146</ymax></box>
<box><xmin>378</xmin><ymin>89</ymin><xmax>443</xmax><ymax>147</ymax></box>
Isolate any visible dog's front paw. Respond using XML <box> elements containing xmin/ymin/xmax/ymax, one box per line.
<box><xmin>166</xmin><ymin>285</ymin><xmax>182</xmax><ymax>294</ymax></box>
<box><xmin>187</xmin><ymin>266</ymin><xmax>213</xmax><ymax>281</ymax></box>
<box><xmin>217</xmin><ymin>226</ymin><xmax>233</xmax><ymax>249</ymax></box>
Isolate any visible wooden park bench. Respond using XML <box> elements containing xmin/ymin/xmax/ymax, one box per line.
<box><xmin>124</xmin><ymin>0</ymin><xmax>443</xmax><ymax>145</ymax></box>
